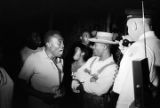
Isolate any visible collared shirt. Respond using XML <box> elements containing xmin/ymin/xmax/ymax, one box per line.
<box><xmin>113</xmin><ymin>31</ymin><xmax>160</xmax><ymax>108</ymax></box>
<box><xmin>20</xmin><ymin>46</ymin><xmax>43</xmax><ymax>63</ymax></box>
<box><xmin>19</xmin><ymin>49</ymin><xmax>63</xmax><ymax>93</ymax></box>
<box><xmin>75</xmin><ymin>55</ymin><xmax>118</xmax><ymax>96</ymax></box>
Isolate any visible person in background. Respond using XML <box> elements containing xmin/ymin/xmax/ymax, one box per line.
<box><xmin>112</xmin><ymin>9</ymin><xmax>160</xmax><ymax>108</ymax></box>
<box><xmin>72</xmin><ymin>31</ymin><xmax>118</xmax><ymax>108</ymax></box>
<box><xmin>0</xmin><ymin>46</ymin><xmax>14</xmax><ymax>108</ymax></box>
<box><xmin>71</xmin><ymin>42</ymin><xmax>93</xmax><ymax>108</ymax></box>
<box><xmin>91</xmin><ymin>30</ymin><xmax>97</xmax><ymax>37</ymax></box>
<box><xmin>18</xmin><ymin>30</ymin><xmax>65</xmax><ymax>108</ymax></box>
<box><xmin>79</xmin><ymin>31</ymin><xmax>95</xmax><ymax>49</ymax></box>
<box><xmin>20</xmin><ymin>32</ymin><xmax>42</xmax><ymax>64</ymax></box>
<box><xmin>71</xmin><ymin>43</ymin><xmax>93</xmax><ymax>79</ymax></box>
<box><xmin>80</xmin><ymin>31</ymin><xmax>91</xmax><ymax>46</ymax></box>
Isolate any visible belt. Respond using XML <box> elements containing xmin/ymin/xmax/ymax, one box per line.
<box><xmin>27</xmin><ymin>83</ymin><xmax>55</xmax><ymax>101</ymax></box>
<box><xmin>83</xmin><ymin>92</ymin><xmax>105</xmax><ymax>99</ymax></box>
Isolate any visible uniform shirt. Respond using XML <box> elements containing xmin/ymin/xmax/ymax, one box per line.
<box><xmin>19</xmin><ymin>49</ymin><xmax>63</xmax><ymax>93</ymax></box>
<box><xmin>113</xmin><ymin>31</ymin><xmax>160</xmax><ymax>108</ymax></box>
<box><xmin>74</xmin><ymin>55</ymin><xmax>118</xmax><ymax>96</ymax></box>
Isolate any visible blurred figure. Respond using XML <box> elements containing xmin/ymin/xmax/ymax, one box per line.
<box><xmin>80</xmin><ymin>31</ymin><xmax>91</xmax><ymax>46</ymax></box>
<box><xmin>71</xmin><ymin>43</ymin><xmax>93</xmax><ymax>78</ymax></box>
<box><xmin>18</xmin><ymin>30</ymin><xmax>65</xmax><ymax>108</ymax></box>
<box><xmin>71</xmin><ymin>43</ymin><xmax>93</xmax><ymax>108</ymax></box>
<box><xmin>80</xmin><ymin>31</ymin><xmax>95</xmax><ymax>49</ymax></box>
<box><xmin>20</xmin><ymin>32</ymin><xmax>42</xmax><ymax>64</ymax></box>
<box><xmin>91</xmin><ymin>30</ymin><xmax>97</xmax><ymax>37</ymax></box>
<box><xmin>112</xmin><ymin>9</ymin><xmax>160</xmax><ymax>108</ymax></box>
<box><xmin>0</xmin><ymin>46</ymin><xmax>14</xmax><ymax>108</ymax></box>
<box><xmin>72</xmin><ymin>31</ymin><xmax>118</xmax><ymax>108</ymax></box>
<box><xmin>0</xmin><ymin>68</ymin><xmax>14</xmax><ymax>108</ymax></box>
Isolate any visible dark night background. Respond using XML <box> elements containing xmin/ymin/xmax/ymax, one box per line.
<box><xmin>1</xmin><ymin>0</ymin><xmax>160</xmax><ymax>108</ymax></box>
<box><xmin>1</xmin><ymin>0</ymin><xmax>160</xmax><ymax>46</ymax></box>
<box><xmin>1</xmin><ymin>0</ymin><xmax>160</xmax><ymax>82</ymax></box>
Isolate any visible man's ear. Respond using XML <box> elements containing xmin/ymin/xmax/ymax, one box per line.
<box><xmin>46</xmin><ymin>42</ymin><xmax>50</xmax><ymax>48</ymax></box>
<box><xmin>103</xmin><ymin>44</ymin><xmax>107</xmax><ymax>49</ymax></box>
<box><xmin>133</xmin><ymin>22</ymin><xmax>137</xmax><ymax>31</ymax></box>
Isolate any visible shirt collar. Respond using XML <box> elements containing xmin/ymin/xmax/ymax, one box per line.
<box><xmin>97</xmin><ymin>55</ymin><xmax>114</xmax><ymax>64</ymax></box>
<box><xmin>42</xmin><ymin>48</ymin><xmax>52</xmax><ymax>60</ymax></box>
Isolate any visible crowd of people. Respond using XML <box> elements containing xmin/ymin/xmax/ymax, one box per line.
<box><xmin>1</xmin><ymin>9</ymin><xmax>160</xmax><ymax>108</ymax></box>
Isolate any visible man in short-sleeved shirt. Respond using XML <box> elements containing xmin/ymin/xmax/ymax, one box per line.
<box><xmin>72</xmin><ymin>31</ymin><xmax>118</xmax><ymax>108</ymax></box>
<box><xmin>19</xmin><ymin>30</ymin><xmax>64</xmax><ymax>108</ymax></box>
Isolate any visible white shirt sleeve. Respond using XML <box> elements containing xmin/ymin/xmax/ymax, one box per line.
<box><xmin>74</xmin><ymin>57</ymin><xmax>97</xmax><ymax>82</ymax></box>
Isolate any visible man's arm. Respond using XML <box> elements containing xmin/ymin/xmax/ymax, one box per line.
<box><xmin>18</xmin><ymin>55</ymin><xmax>35</xmax><ymax>83</ymax></box>
<box><xmin>83</xmin><ymin>65</ymin><xmax>118</xmax><ymax>96</ymax></box>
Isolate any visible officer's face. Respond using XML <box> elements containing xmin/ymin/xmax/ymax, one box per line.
<box><xmin>127</xmin><ymin>19</ymin><xmax>135</xmax><ymax>38</ymax></box>
<box><xmin>127</xmin><ymin>19</ymin><xmax>140</xmax><ymax>41</ymax></box>
<box><xmin>49</xmin><ymin>34</ymin><xmax>64</xmax><ymax>57</ymax></box>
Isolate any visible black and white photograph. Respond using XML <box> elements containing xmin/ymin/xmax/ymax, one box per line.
<box><xmin>1</xmin><ymin>0</ymin><xmax>160</xmax><ymax>108</ymax></box>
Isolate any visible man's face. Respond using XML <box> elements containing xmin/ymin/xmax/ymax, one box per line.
<box><xmin>92</xmin><ymin>43</ymin><xmax>105</xmax><ymax>57</ymax></box>
<box><xmin>127</xmin><ymin>19</ymin><xmax>135</xmax><ymax>38</ymax></box>
<box><xmin>127</xmin><ymin>19</ymin><xmax>139</xmax><ymax>41</ymax></box>
<box><xmin>81</xmin><ymin>32</ymin><xmax>90</xmax><ymax>45</ymax></box>
<box><xmin>48</xmin><ymin>34</ymin><xmax>64</xmax><ymax>57</ymax></box>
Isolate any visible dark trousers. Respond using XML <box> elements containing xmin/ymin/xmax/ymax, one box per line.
<box><xmin>28</xmin><ymin>95</ymin><xmax>58</xmax><ymax>108</ymax></box>
<box><xmin>83</xmin><ymin>93</ymin><xmax>109</xmax><ymax>108</ymax></box>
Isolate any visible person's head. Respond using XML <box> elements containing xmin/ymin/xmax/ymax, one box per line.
<box><xmin>126</xmin><ymin>9</ymin><xmax>152</xmax><ymax>41</ymax></box>
<box><xmin>73</xmin><ymin>43</ymin><xmax>93</xmax><ymax>62</ymax></box>
<box><xmin>88</xmin><ymin>31</ymin><xmax>119</xmax><ymax>57</ymax></box>
<box><xmin>91</xmin><ymin>30</ymin><xmax>97</xmax><ymax>37</ymax></box>
<box><xmin>26</xmin><ymin>32</ymin><xmax>42</xmax><ymax>49</ymax></box>
<box><xmin>80</xmin><ymin>31</ymin><xmax>91</xmax><ymax>46</ymax></box>
<box><xmin>44</xmin><ymin>30</ymin><xmax>64</xmax><ymax>58</ymax></box>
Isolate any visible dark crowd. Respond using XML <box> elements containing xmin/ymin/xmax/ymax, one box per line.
<box><xmin>1</xmin><ymin>1</ymin><xmax>160</xmax><ymax>108</ymax></box>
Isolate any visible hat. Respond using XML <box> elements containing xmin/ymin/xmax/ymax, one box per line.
<box><xmin>125</xmin><ymin>9</ymin><xmax>152</xmax><ymax>19</ymax></box>
<box><xmin>88</xmin><ymin>32</ymin><xmax>119</xmax><ymax>44</ymax></box>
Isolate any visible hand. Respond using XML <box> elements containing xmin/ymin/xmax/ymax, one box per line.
<box><xmin>71</xmin><ymin>80</ymin><xmax>80</xmax><ymax>93</ymax></box>
<box><xmin>51</xmin><ymin>86</ymin><xmax>60</xmax><ymax>93</ymax></box>
<box><xmin>73</xmin><ymin>88</ymin><xmax>80</xmax><ymax>93</ymax></box>
<box><xmin>119</xmin><ymin>40</ymin><xmax>129</xmax><ymax>55</ymax></box>
<box><xmin>53</xmin><ymin>89</ymin><xmax>64</xmax><ymax>98</ymax></box>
